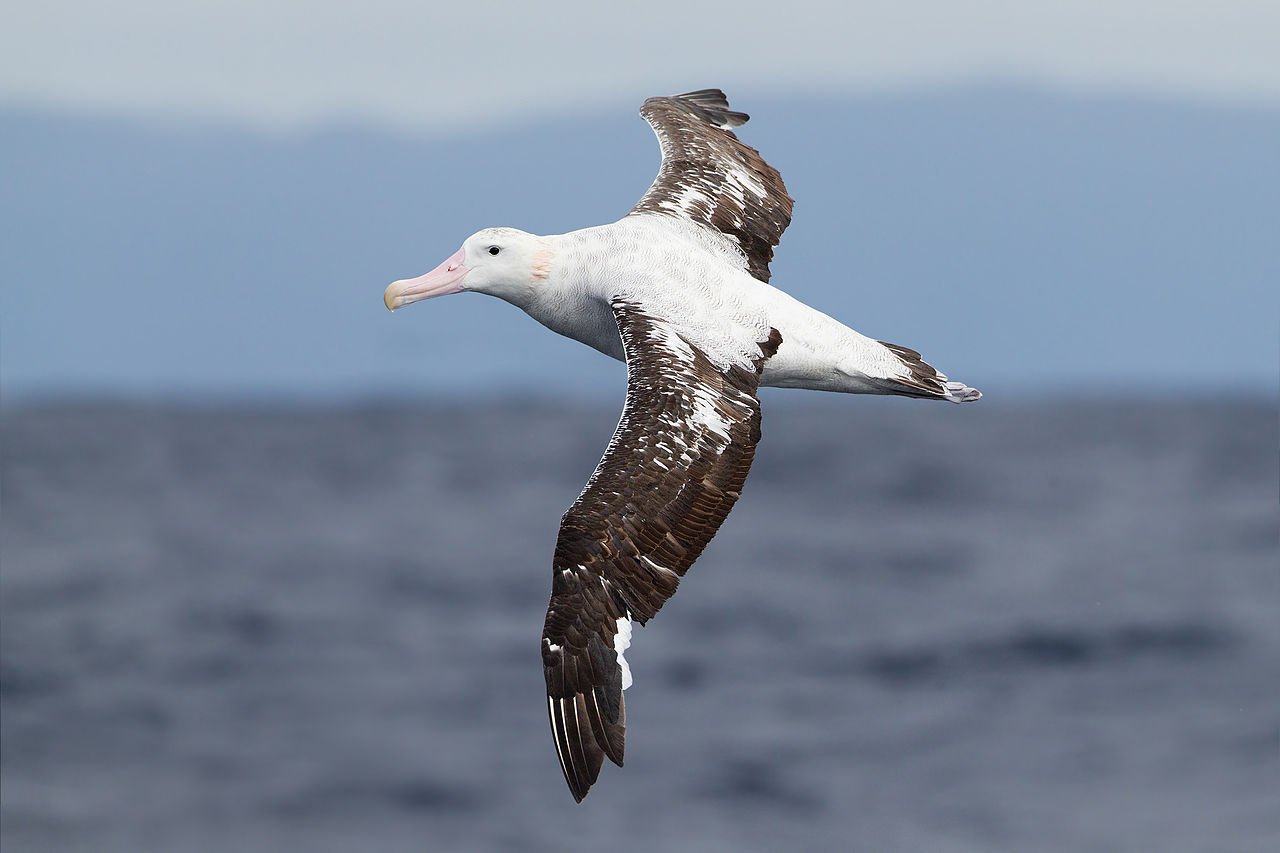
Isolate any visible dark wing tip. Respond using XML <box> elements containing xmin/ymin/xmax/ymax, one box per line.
<box><xmin>544</xmin><ymin>633</ymin><xmax>627</xmax><ymax>802</ymax></box>
<box><xmin>649</xmin><ymin>88</ymin><xmax>750</xmax><ymax>129</ymax></box>
<box><xmin>549</xmin><ymin>690</ymin><xmax>625</xmax><ymax>803</ymax></box>
<box><xmin>549</xmin><ymin>694</ymin><xmax>603</xmax><ymax>802</ymax></box>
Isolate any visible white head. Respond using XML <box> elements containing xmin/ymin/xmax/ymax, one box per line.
<box><xmin>383</xmin><ymin>227</ymin><xmax>551</xmax><ymax>311</ymax></box>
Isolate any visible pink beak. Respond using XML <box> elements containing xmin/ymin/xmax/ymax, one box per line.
<box><xmin>384</xmin><ymin>247</ymin><xmax>470</xmax><ymax>311</ymax></box>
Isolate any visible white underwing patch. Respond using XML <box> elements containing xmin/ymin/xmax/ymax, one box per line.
<box><xmin>614</xmin><ymin>615</ymin><xmax>634</xmax><ymax>690</ymax></box>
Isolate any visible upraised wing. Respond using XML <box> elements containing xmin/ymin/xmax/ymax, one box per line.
<box><xmin>541</xmin><ymin>301</ymin><xmax>782</xmax><ymax>801</ymax></box>
<box><xmin>629</xmin><ymin>89</ymin><xmax>794</xmax><ymax>283</ymax></box>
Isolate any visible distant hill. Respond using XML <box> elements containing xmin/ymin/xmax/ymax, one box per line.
<box><xmin>3</xmin><ymin>89</ymin><xmax>1277</xmax><ymax>402</ymax></box>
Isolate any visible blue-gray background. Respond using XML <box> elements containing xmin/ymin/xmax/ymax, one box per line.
<box><xmin>3</xmin><ymin>15</ymin><xmax>1279</xmax><ymax>850</ymax></box>
<box><xmin>3</xmin><ymin>89</ymin><xmax>1278</xmax><ymax>399</ymax></box>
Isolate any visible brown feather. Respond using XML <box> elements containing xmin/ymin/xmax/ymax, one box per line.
<box><xmin>629</xmin><ymin>89</ymin><xmax>794</xmax><ymax>283</ymax></box>
<box><xmin>541</xmin><ymin>303</ymin><xmax>782</xmax><ymax>801</ymax></box>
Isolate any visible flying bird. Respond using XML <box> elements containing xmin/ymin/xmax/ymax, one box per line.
<box><xmin>384</xmin><ymin>89</ymin><xmax>980</xmax><ymax>802</ymax></box>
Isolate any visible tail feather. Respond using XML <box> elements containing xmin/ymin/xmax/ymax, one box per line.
<box><xmin>878</xmin><ymin>340</ymin><xmax>982</xmax><ymax>404</ymax></box>
<box><xmin>943</xmin><ymin>381</ymin><xmax>982</xmax><ymax>403</ymax></box>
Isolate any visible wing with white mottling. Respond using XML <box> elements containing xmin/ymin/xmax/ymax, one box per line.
<box><xmin>629</xmin><ymin>89</ymin><xmax>794</xmax><ymax>283</ymax></box>
<box><xmin>541</xmin><ymin>301</ymin><xmax>782</xmax><ymax>802</ymax></box>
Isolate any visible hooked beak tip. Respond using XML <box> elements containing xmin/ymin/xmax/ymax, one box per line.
<box><xmin>383</xmin><ymin>284</ymin><xmax>403</xmax><ymax>311</ymax></box>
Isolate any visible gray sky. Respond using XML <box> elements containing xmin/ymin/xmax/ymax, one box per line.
<box><xmin>4</xmin><ymin>1</ymin><xmax>1278</xmax><ymax>133</ymax></box>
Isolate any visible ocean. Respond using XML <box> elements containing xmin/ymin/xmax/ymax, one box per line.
<box><xmin>2</xmin><ymin>398</ymin><xmax>1276</xmax><ymax>852</ymax></box>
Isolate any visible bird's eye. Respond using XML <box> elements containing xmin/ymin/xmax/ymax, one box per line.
<box><xmin>488</xmin><ymin>246</ymin><xmax>500</xmax><ymax>256</ymax></box>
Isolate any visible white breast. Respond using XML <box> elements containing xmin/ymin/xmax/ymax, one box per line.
<box><xmin>533</xmin><ymin>217</ymin><xmax>773</xmax><ymax>370</ymax></box>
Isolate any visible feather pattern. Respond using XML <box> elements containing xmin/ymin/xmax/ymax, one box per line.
<box><xmin>541</xmin><ymin>301</ymin><xmax>782</xmax><ymax>801</ymax></box>
<box><xmin>629</xmin><ymin>89</ymin><xmax>794</xmax><ymax>283</ymax></box>
<box><xmin>382</xmin><ymin>87</ymin><xmax>982</xmax><ymax>805</ymax></box>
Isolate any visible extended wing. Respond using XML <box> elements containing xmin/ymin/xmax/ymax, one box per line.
<box><xmin>541</xmin><ymin>301</ymin><xmax>781</xmax><ymax>801</ymax></box>
<box><xmin>629</xmin><ymin>89</ymin><xmax>794</xmax><ymax>283</ymax></box>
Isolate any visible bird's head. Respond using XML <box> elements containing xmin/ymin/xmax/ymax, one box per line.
<box><xmin>384</xmin><ymin>227</ymin><xmax>551</xmax><ymax>311</ymax></box>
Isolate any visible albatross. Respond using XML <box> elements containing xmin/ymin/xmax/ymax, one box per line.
<box><xmin>383</xmin><ymin>89</ymin><xmax>980</xmax><ymax>802</ymax></box>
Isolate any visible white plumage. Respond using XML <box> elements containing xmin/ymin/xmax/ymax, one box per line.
<box><xmin>513</xmin><ymin>215</ymin><xmax>979</xmax><ymax>400</ymax></box>
<box><xmin>382</xmin><ymin>89</ymin><xmax>980</xmax><ymax>803</ymax></box>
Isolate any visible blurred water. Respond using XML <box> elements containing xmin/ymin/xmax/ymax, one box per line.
<box><xmin>2</xmin><ymin>399</ymin><xmax>1276</xmax><ymax>852</ymax></box>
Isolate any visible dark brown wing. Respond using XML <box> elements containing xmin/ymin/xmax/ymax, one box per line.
<box><xmin>541</xmin><ymin>302</ymin><xmax>782</xmax><ymax>802</ymax></box>
<box><xmin>629</xmin><ymin>89</ymin><xmax>794</xmax><ymax>283</ymax></box>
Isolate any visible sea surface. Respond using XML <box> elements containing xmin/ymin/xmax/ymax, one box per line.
<box><xmin>2</xmin><ymin>399</ymin><xmax>1276</xmax><ymax>852</ymax></box>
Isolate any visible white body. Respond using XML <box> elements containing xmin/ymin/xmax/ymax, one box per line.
<box><xmin>521</xmin><ymin>216</ymin><xmax>939</xmax><ymax>395</ymax></box>
<box><xmin>380</xmin><ymin>89</ymin><xmax>980</xmax><ymax>806</ymax></box>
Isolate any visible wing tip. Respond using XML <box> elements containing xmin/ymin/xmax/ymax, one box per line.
<box><xmin>549</xmin><ymin>690</ymin><xmax>625</xmax><ymax>803</ymax></box>
<box><xmin>650</xmin><ymin>88</ymin><xmax>750</xmax><ymax>129</ymax></box>
<box><xmin>549</xmin><ymin>694</ymin><xmax>603</xmax><ymax>802</ymax></box>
